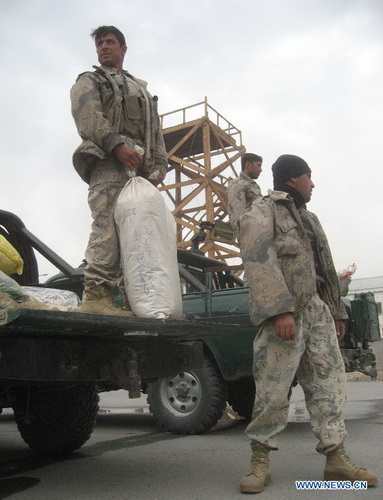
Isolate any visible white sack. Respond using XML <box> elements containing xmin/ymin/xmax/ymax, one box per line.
<box><xmin>22</xmin><ymin>287</ymin><xmax>80</xmax><ymax>307</ymax></box>
<box><xmin>114</xmin><ymin>177</ymin><xmax>182</xmax><ymax>320</ymax></box>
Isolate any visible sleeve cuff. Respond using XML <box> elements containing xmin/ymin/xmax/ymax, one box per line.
<box><xmin>102</xmin><ymin>133</ymin><xmax>125</xmax><ymax>155</ymax></box>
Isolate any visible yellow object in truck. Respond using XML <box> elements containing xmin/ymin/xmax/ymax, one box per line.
<box><xmin>0</xmin><ymin>235</ymin><xmax>24</xmax><ymax>275</ymax></box>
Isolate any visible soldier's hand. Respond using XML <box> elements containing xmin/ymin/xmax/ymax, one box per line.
<box><xmin>113</xmin><ymin>144</ymin><xmax>142</xmax><ymax>172</ymax></box>
<box><xmin>273</xmin><ymin>313</ymin><xmax>296</xmax><ymax>341</ymax></box>
<box><xmin>335</xmin><ymin>320</ymin><xmax>346</xmax><ymax>341</ymax></box>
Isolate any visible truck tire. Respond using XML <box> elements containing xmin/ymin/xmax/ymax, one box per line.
<box><xmin>13</xmin><ymin>385</ymin><xmax>99</xmax><ymax>454</ymax></box>
<box><xmin>227</xmin><ymin>378</ymin><xmax>255</xmax><ymax>421</ymax></box>
<box><xmin>147</xmin><ymin>356</ymin><xmax>227</xmax><ymax>434</ymax></box>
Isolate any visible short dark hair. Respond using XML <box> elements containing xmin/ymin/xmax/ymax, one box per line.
<box><xmin>91</xmin><ymin>26</ymin><xmax>126</xmax><ymax>46</ymax></box>
<box><xmin>241</xmin><ymin>153</ymin><xmax>262</xmax><ymax>170</ymax></box>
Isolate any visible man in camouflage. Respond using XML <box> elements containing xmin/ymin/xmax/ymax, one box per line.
<box><xmin>227</xmin><ymin>153</ymin><xmax>263</xmax><ymax>233</ymax></box>
<box><xmin>71</xmin><ymin>26</ymin><xmax>168</xmax><ymax>315</ymax></box>
<box><xmin>238</xmin><ymin>154</ymin><xmax>377</xmax><ymax>493</ymax></box>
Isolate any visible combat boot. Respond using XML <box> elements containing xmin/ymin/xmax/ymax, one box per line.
<box><xmin>324</xmin><ymin>445</ymin><xmax>377</xmax><ymax>487</ymax></box>
<box><xmin>240</xmin><ymin>442</ymin><xmax>271</xmax><ymax>494</ymax></box>
<box><xmin>81</xmin><ymin>283</ymin><xmax>134</xmax><ymax>317</ymax></box>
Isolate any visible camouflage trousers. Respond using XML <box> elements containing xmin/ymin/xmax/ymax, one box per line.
<box><xmin>85</xmin><ymin>178</ymin><xmax>127</xmax><ymax>290</ymax></box>
<box><xmin>245</xmin><ymin>293</ymin><xmax>347</xmax><ymax>454</ymax></box>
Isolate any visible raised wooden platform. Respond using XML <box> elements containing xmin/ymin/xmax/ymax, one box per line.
<box><xmin>159</xmin><ymin>98</ymin><xmax>245</xmax><ymax>263</ymax></box>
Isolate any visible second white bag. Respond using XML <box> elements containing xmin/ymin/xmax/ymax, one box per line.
<box><xmin>114</xmin><ymin>177</ymin><xmax>182</xmax><ymax>320</ymax></box>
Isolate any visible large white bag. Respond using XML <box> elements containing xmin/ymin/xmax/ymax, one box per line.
<box><xmin>114</xmin><ymin>177</ymin><xmax>182</xmax><ymax>320</ymax></box>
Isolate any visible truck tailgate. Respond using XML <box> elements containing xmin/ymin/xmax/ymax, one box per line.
<box><xmin>0</xmin><ymin>308</ymin><xmax>237</xmax><ymax>340</ymax></box>
<box><xmin>0</xmin><ymin>308</ymin><xmax>239</xmax><ymax>387</ymax></box>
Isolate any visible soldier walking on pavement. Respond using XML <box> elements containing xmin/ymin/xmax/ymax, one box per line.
<box><xmin>227</xmin><ymin>153</ymin><xmax>263</xmax><ymax>233</ymax></box>
<box><xmin>238</xmin><ymin>154</ymin><xmax>377</xmax><ymax>493</ymax></box>
<box><xmin>71</xmin><ymin>26</ymin><xmax>168</xmax><ymax>315</ymax></box>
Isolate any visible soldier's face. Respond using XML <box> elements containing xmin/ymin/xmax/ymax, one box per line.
<box><xmin>246</xmin><ymin>161</ymin><xmax>262</xmax><ymax>179</ymax></box>
<box><xmin>291</xmin><ymin>173</ymin><xmax>315</xmax><ymax>202</ymax></box>
<box><xmin>96</xmin><ymin>33</ymin><xmax>127</xmax><ymax>69</ymax></box>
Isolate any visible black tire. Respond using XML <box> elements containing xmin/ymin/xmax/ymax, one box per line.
<box><xmin>13</xmin><ymin>385</ymin><xmax>99</xmax><ymax>454</ymax></box>
<box><xmin>227</xmin><ymin>378</ymin><xmax>255</xmax><ymax>421</ymax></box>
<box><xmin>147</xmin><ymin>356</ymin><xmax>227</xmax><ymax>434</ymax></box>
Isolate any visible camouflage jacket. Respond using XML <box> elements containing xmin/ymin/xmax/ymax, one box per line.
<box><xmin>239</xmin><ymin>190</ymin><xmax>346</xmax><ymax>326</ymax></box>
<box><xmin>70</xmin><ymin>65</ymin><xmax>167</xmax><ymax>184</ymax></box>
<box><xmin>227</xmin><ymin>173</ymin><xmax>262</xmax><ymax>232</ymax></box>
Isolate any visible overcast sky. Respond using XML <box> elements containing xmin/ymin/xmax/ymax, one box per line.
<box><xmin>1</xmin><ymin>0</ymin><xmax>382</xmax><ymax>280</ymax></box>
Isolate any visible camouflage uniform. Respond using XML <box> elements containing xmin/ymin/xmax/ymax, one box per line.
<box><xmin>239</xmin><ymin>190</ymin><xmax>348</xmax><ymax>454</ymax></box>
<box><xmin>71</xmin><ymin>65</ymin><xmax>168</xmax><ymax>289</ymax></box>
<box><xmin>227</xmin><ymin>172</ymin><xmax>262</xmax><ymax>233</ymax></box>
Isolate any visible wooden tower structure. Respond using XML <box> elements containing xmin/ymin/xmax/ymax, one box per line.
<box><xmin>159</xmin><ymin>98</ymin><xmax>245</xmax><ymax>262</ymax></box>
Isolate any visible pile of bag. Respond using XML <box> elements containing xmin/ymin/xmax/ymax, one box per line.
<box><xmin>0</xmin><ymin>235</ymin><xmax>79</xmax><ymax>311</ymax></box>
<box><xmin>1</xmin><ymin>177</ymin><xmax>183</xmax><ymax>319</ymax></box>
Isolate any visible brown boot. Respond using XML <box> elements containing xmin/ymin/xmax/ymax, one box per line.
<box><xmin>240</xmin><ymin>442</ymin><xmax>271</xmax><ymax>494</ymax></box>
<box><xmin>324</xmin><ymin>445</ymin><xmax>377</xmax><ymax>487</ymax></box>
<box><xmin>81</xmin><ymin>283</ymin><xmax>134</xmax><ymax>317</ymax></box>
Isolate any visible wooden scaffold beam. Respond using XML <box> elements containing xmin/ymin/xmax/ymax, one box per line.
<box><xmin>159</xmin><ymin>97</ymin><xmax>246</xmax><ymax>263</ymax></box>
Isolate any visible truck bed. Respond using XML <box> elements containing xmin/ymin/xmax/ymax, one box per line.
<box><xmin>0</xmin><ymin>308</ymin><xmax>237</xmax><ymax>387</ymax></box>
<box><xmin>0</xmin><ymin>307</ymin><xmax>235</xmax><ymax>339</ymax></box>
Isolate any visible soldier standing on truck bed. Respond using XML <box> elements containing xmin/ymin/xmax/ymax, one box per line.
<box><xmin>227</xmin><ymin>153</ymin><xmax>263</xmax><ymax>234</ymax></box>
<box><xmin>70</xmin><ymin>25</ymin><xmax>168</xmax><ymax>316</ymax></box>
<box><xmin>238</xmin><ymin>154</ymin><xmax>377</xmax><ymax>493</ymax></box>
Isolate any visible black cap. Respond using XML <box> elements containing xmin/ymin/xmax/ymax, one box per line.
<box><xmin>272</xmin><ymin>154</ymin><xmax>311</xmax><ymax>188</ymax></box>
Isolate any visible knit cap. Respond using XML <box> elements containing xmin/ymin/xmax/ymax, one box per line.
<box><xmin>272</xmin><ymin>154</ymin><xmax>311</xmax><ymax>187</ymax></box>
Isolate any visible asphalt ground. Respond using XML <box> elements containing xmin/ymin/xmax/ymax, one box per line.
<box><xmin>0</xmin><ymin>381</ymin><xmax>381</xmax><ymax>499</ymax></box>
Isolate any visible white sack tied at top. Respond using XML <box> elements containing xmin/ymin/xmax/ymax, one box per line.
<box><xmin>114</xmin><ymin>177</ymin><xmax>182</xmax><ymax>319</ymax></box>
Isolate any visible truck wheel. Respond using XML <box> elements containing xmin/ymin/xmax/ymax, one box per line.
<box><xmin>13</xmin><ymin>385</ymin><xmax>99</xmax><ymax>454</ymax></box>
<box><xmin>227</xmin><ymin>378</ymin><xmax>255</xmax><ymax>421</ymax></box>
<box><xmin>147</xmin><ymin>356</ymin><xmax>227</xmax><ymax>434</ymax></box>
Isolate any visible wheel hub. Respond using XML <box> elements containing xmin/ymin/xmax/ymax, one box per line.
<box><xmin>175</xmin><ymin>382</ymin><xmax>190</xmax><ymax>400</ymax></box>
<box><xmin>160</xmin><ymin>372</ymin><xmax>201</xmax><ymax>415</ymax></box>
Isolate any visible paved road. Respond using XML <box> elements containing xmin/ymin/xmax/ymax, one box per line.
<box><xmin>0</xmin><ymin>382</ymin><xmax>381</xmax><ymax>499</ymax></box>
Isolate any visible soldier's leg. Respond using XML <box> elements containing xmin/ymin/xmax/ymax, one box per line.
<box><xmin>241</xmin><ymin>317</ymin><xmax>307</xmax><ymax>493</ymax></box>
<box><xmin>85</xmin><ymin>181</ymin><xmax>125</xmax><ymax>289</ymax></box>
<box><xmin>297</xmin><ymin>294</ymin><xmax>377</xmax><ymax>486</ymax></box>
<box><xmin>81</xmin><ymin>180</ymin><xmax>136</xmax><ymax>315</ymax></box>
<box><xmin>245</xmin><ymin>318</ymin><xmax>306</xmax><ymax>448</ymax></box>
<box><xmin>296</xmin><ymin>294</ymin><xmax>347</xmax><ymax>454</ymax></box>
